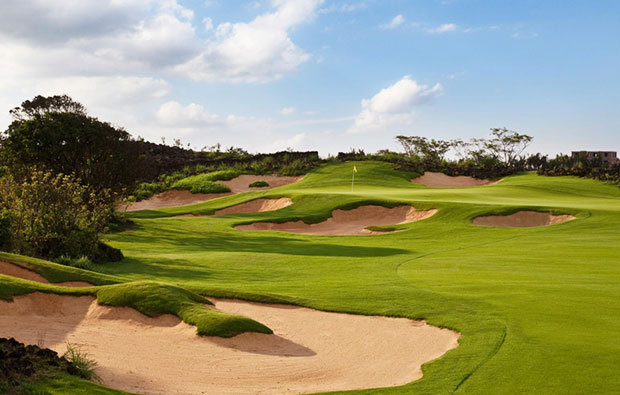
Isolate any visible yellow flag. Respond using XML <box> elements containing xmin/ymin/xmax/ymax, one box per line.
<box><xmin>353</xmin><ymin>165</ymin><xmax>357</xmax><ymax>173</ymax></box>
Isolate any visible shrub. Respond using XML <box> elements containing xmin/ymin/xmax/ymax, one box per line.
<box><xmin>63</xmin><ymin>343</ymin><xmax>101</xmax><ymax>383</ymax></box>
<box><xmin>0</xmin><ymin>210</ymin><xmax>10</xmax><ymax>250</ymax></box>
<box><xmin>54</xmin><ymin>255</ymin><xmax>94</xmax><ymax>270</ymax></box>
<box><xmin>0</xmin><ymin>170</ymin><xmax>117</xmax><ymax>261</ymax></box>
<box><xmin>171</xmin><ymin>171</ymin><xmax>240</xmax><ymax>194</ymax></box>
<box><xmin>249</xmin><ymin>180</ymin><xmax>269</xmax><ymax>188</ymax></box>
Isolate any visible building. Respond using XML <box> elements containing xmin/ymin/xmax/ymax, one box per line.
<box><xmin>571</xmin><ymin>151</ymin><xmax>619</xmax><ymax>165</ymax></box>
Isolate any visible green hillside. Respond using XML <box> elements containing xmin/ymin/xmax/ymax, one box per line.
<box><xmin>4</xmin><ymin>161</ymin><xmax>620</xmax><ymax>394</ymax></box>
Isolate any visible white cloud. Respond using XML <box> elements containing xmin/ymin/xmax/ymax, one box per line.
<box><xmin>270</xmin><ymin>132</ymin><xmax>306</xmax><ymax>150</ymax></box>
<box><xmin>156</xmin><ymin>101</ymin><xmax>220</xmax><ymax>127</ymax></box>
<box><xmin>280</xmin><ymin>107</ymin><xmax>296</xmax><ymax>115</ymax></box>
<box><xmin>0</xmin><ymin>0</ymin><xmax>319</xmax><ymax>85</ymax></box>
<box><xmin>426</xmin><ymin>23</ymin><xmax>458</xmax><ymax>34</ymax></box>
<box><xmin>380</xmin><ymin>14</ymin><xmax>405</xmax><ymax>30</ymax></box>
<box><xmin>348</xmin><ymin>76</ymin><xmax>442</xmax><ymax>134</ymax></box>
<box><xmin>174</xmin><ymin>0</ymin><xmax>322</xmax><ymax>83</ymax></box>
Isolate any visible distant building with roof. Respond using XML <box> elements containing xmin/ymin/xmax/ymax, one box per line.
<box><xmin>571</xmin><ymin>151</ymin><xmax>619</xmax><ymax>165</ymax></box>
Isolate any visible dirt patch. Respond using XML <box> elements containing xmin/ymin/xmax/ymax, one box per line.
<box><xmin>219</xmin><ymin>175</ymin><xmax>303</xmax><ymax>193</ymax></box>
<box><xmin>122</xmin><ymin>189</ymin><xmax>231</xmax><ymax>212</ymax></box>
<box><xmin>412</xmin><ymin>172</ymin><xmax>500</xmax><ymax>187</ymax></box>
<box><xmin>0</xmin><ymin>261</ymin><xmax>92</xmax><ymax>287</ymax></box>
<box><xmin>0</xmin><ymin>293</ymin><xmax>459</xmax><ymax>395</ymax></box>
<box><xmin>123</xmin><ymin>175</ymin><xmax>303</xmax><ymax>212</ymax></box>
<box><xmin>213</xmin><ymin>198</ymin><xmax>293</xmax><ymax>216</ymax></box>
<box><xmin>237</xmin><ymin>205</ymin><xmax>437</xmax><ymax>235</ymax></box>
<box><xmin>473</xmin><ymin>211</ymin><xmax>576</xmax><ymax>228</ymax></box>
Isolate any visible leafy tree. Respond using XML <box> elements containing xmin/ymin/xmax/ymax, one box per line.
<box><xmin>9</xmin><ymin>94</ymin><xmax>86</xmax><ymax>122</ymax></box>
<box><xmin>482</xmin><ymin>128</ymin><xmax>533</xmax><ymax>167</ymax></box>
<box><xmin>396</xmin><ymin>135</ymin><xmax>458</xmax><ymax>163</ymax></box>
<box><xmin>1</xmin><ymin>95</ymin><xmax>144</xmax><ymax>193</ymax></box>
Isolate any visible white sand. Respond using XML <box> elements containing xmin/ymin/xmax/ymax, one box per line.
<box><xmin>412</xmin><ymin>172</ymin><xmax>500</xmax><ymax>187</ymax></box>
<box><xmin>237</xmin><ymin>205</ymin><xmax>437</xmax><ymax>235</ymax></box>
<box><xmin>213</xmin><ymin>198</ymin><xmax>293</xmax><ymax>216</ymax></box>
<box><xmin>473</xmin><ymin>211</ymin><xmax>576</xmax><ymax>228</ymax></box>
<box><xmin>0</xmin><ymin>293</ymin><xmax>460</xmax><ymax>395</ymax></box>
<box><xmin>0</xmin><ymin>260</ymin><xmax>92</xmax><ymax>287</ymax></box>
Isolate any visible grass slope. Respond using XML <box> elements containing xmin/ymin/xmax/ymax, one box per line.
<box><xmin>106</xmin><ymin>161</ymin><xmax>620</xmax><ymax>394</ymax></box>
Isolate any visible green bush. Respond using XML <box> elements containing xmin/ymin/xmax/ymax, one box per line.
<box><xmin>171</xmin><ymin>170</ymin><xmax>240</xmax><ymax>194</ymax></box>
<box><xmin>249</xmin><ymin>180</ymin><xmax>269</xmax><ymax>188</ymax></box>
<box><xmin>0</xmin><ymin>170</ymin><xmax>117</xmax><ymax>261</ymax></box>
<box><xmin>0</xmin><ymin>210</ymin><xmax>10</xmax><ymax>250</ymax></box>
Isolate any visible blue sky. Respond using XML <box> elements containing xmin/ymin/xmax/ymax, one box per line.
<box><xmin>0</xmin><ymin>0</ymin><xmax>618</xmax><ymax>156</ymax></box>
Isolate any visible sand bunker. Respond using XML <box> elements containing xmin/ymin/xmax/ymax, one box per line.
<box><xmin>123</xmin><ymin>189</ymin><xmax>230</xmax><ymax>212</ymax></box>
<box><xmin>0</xmin><ymin>260</ymin><xmax>92</xmax><ymax>287</ymax></box>
<box><xmin>214</xmin><ymin>198</ymin><xmax>293</xmax><ymax>216</ymax></box>
<box><xmin>0</xmin><ymin>293</ymin><xmax>459</xmax><ymax>395</ymax></box>
<box><xmin>473</xmin><ymin>211</ymin><xmax>576</xmax><ymax>228</ymax></box>
<box><xmin>219</xmin><ymin>175</ymin><xmax>303</xmax><ymax>193</ymax></box>
<box><xmin>237</xmin><ymin>205</ymin><xmax>437</xmax><ymax>235</ymax></box>
<box><xmin>412</xmin><ymin>172</ymin><xmax>500</xmax><ymax>187</ymax></box>
<box><xmin>124</xmin><ymin>175</ymin><xmax>303</xmax><ymax>212</ymax></box>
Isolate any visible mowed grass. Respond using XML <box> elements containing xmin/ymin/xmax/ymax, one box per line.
<box><xmin>12</xmin><ymin>161</ymin><xmax>620</xmax><ymax>394</ymax></box>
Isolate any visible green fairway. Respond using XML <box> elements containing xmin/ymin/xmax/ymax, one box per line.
<box><xmin>5</xmin><ymin>161</ymin><xmax>620</xmax><ymax>394</ymax></box>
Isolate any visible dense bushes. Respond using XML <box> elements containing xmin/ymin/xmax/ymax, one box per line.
<box><xmin>0</xmin><ymin>170</ymin><xmax>121</xmax><ymax>262</ymax></box>
<box><xmin>172</xmin><ymin>173</ymin><xmax>234</xmax><ymax>194</ymax></box>
<box><xmin>538</xmin><ymin>154</ymin><xmax>620</xmax><ymax>185</ymax></box>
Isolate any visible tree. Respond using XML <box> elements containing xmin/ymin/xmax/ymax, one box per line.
<box><xmin>483</xmin><ymin>128</ymin><xmax>533</xmax><ymax>167</ymax></box>
<box><xmin>9</xmin><ymin>94</ymin><xmax>86</xmax><ymax>122</ymax></box>
<box><xmin>1</xmin><ymin>95</ymin><xmax>145</xmax><ymax>193</ymax></box>
<box><xmin>396</xmin><ymin>135</ymin><xmax>457</xmax><ymax>163</ymax></box>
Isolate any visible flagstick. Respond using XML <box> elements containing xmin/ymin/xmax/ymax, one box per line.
<box><xmin>351</xmin><ymin>167</ymin><xmax>355</xmax><ymax>192</ymax></box>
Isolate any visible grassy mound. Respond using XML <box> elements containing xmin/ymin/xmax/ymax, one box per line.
<box><xmin>96</xmin><ymin>281</ymin><xmax>272</xmax><ymax>337</ymax></box>
<box><xmin>0</xmin><ymin>252</ymin><xmax>119</xmax><ymax>286</ymax></box>
<box><xmin>171</xmin><ymin>170</ymin><xmax>239</xmax><ymax>194</ymax></box>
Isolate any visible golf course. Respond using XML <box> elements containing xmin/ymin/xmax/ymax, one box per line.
<box><xmin>1</xmin><ymin>161</ymin><xmax>619</xmax><ymax>394</ymax></box>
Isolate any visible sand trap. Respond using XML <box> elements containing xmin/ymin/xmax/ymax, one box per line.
<box><xmin>412</xmin><ymin>172</ymin><xmax>500</xmax><ymax>187</ymax></box>
<box><xmin>219</xmin><ymin>175</ymin><xmax>303</xmax><ymax>193</ymax></box>
<box><xmin>214</xmin><ymin>198</ymin><xmax>293</xmax><ymax>216</ymax></box>
<box><xmin>237</xmin><ymin>205</ymin><xmax>437</xmax><ymax>235</ymax></box>
<box><xmin>473</xmin><ymin>211</ymin><xmax>576</xmax><ymax>228</ymax></box>
<box><xmin>0</xmin><ymin>260</ymin><xmax>92</xmax><ymax>287</ymax></box>
<box><xmin>123</xmin><ymin>190</ymin><xmax>231</xmax><ymax>212</ymax></box>
<box><xmin>124</xmin><ymin>175</ymin><xmax>303</xmax><ymax>212</ymax></box>
<box><xmin>0</xmin><ymin>293</ymin><xmax>459</xmax><ymax>395</ymax></box>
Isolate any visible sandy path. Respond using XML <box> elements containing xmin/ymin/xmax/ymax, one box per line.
<box><xmin>473</xmin><ymin>211</ymin><xmax>576</xmax><ymax>228</ymax></box>
<box><xmin>0</xmin><ymin>293</ymin><xmax>459</xmax><ymax>395</ymax></box>
<box><xmin>412</xmin><ymin>172</ymin><xmax>500</xmax><ymax>187</ymax></box>
<box><xmin>214</xmin><ymin>198</ymin><xmax>293</xmax><ymax>216</ymax></box>
<box><xmin>0</xmin><ymin>260</ymin><xmax>92</xmax><ymax>287</ymax></box>
<box><xmin>237</xmin><ymin>205</ymin><xmax>437</xmax><ymax>235</ymax></box>
<box><xmin>124</xmin><ymin>175</ymin><xmax>303</xmax><ymax>212</ymax></box>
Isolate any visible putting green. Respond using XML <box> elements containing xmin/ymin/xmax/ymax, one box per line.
<box><xmin>4</xmin><ymin>161</ymin><xmax>620</xmax><ymax>394</ymax></box>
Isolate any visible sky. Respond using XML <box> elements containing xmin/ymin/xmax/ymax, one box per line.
<box><xmin>0</xmin><ymin>0</ymin><xmax>618</xmax><ymax>156</ymax></box>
